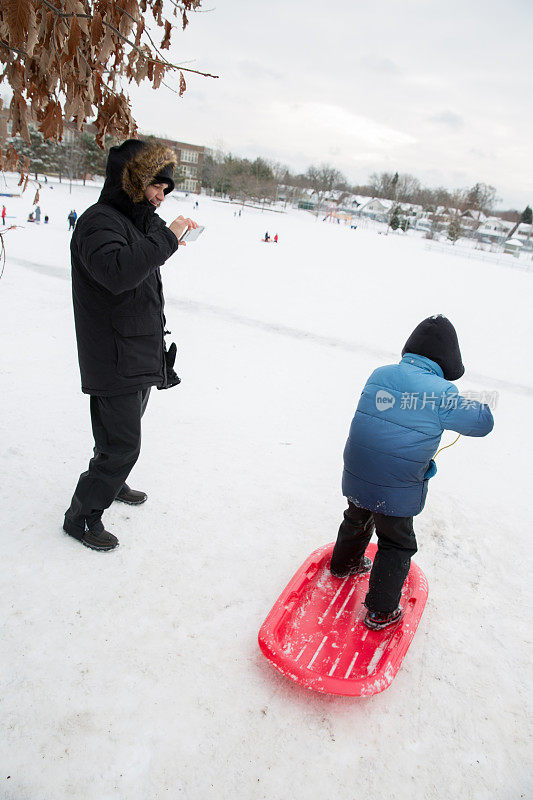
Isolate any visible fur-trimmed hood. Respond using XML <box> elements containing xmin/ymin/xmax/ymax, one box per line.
<box><xmin>122</xmin><ymin>143</ymin><xmax>177</xmax><ymax>203</ymax></box>
<box><xmin>98</xmin><ymin>139</ymin><xmax>177</xmax><ymax>227</ymax></box>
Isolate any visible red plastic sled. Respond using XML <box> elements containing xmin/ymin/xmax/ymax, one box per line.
<box><xmin>258</xmin><ymin>542</ymin><xmax>428</xmax><ymax>696</ymax></box>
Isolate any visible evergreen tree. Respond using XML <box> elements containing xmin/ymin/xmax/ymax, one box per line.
<box><xmin>520</xmin><ymin>205</ymin><xmax>532</xmax><ymax>225</ymax></box>
<box><xmin>9</xmin><ymin>128</ymin><xmax>56</xmax><ymax>179</ymax></box>
<box><xmin>78</xmin><ymin>133</ymin><xmax>107</xmax><ymax>183</ymax></box>
<box><xmin>447</xmin><ymin>215</ymin><xmax>462</xmax><ymax>244</ymax></box>
<box><xmin>389</xmin><ymin>205</ymin><xmax>401</xmax><ymax>230</ymax></box>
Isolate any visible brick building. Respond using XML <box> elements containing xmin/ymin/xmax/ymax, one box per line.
<box><xmin>152</xmin><ymin>136</ymin><xmax>204</xmax><ymax>193</ymax></box>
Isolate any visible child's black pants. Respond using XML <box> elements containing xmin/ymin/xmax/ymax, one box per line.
<box><xmin>330</xmin><ymin>502</ymin><xmax>417</xmax><ymax>613</ymax></box>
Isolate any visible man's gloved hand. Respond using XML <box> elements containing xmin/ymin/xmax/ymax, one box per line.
<box><xmin>166</xmin><ymin>342</ymin><xmax>177</xmax><ymax>369</ymax></box>
<box><xmin>159</xmin><ymin>342</ymin><xmax>181</xmax><ymax>389</ymax></box>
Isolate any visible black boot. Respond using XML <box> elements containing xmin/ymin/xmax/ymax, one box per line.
<box><xmin>331</xmin><ymin>555</ymin><xmax>372</xmax><ymax>578</ymax></box>
<box><xmin>115</xmin><ymin>484</ymin><xmax>147</xmax><ymax>505</ymax></box>
<box><xmin>63</xmin><ymin>521</ymin><xmax>119</xmax><ymax>551</ymax></box>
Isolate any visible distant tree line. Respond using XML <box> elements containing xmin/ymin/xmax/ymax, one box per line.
<box><xmin>355</xmin><ymin>172</ymin><xmax>501</xmax><ymax>215</ymax></box>
<box><xmin>8</xmin><ymin>129</ymin><xmax>527</xmax><ymax>222</ymax></box>
<box><xmin>202</xmin><ymin>151</ymin><xmax>351</xmax><ymax>212</ymax></box>
<box><xmin>202</xmin><ymin>152</ymin><xmax>523</xmax><ymax>218</ymax></box>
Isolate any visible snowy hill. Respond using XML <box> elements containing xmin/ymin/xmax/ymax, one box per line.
<box><xmin>1</xmin><ymin>175</ymin><xmax>531</xmax><ymax>800</ymax></box>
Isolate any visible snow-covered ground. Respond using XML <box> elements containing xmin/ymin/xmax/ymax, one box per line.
<box><xmin>1</xmin><ymin>175</ymin><xmax>531</xmax><ymax>800</ymax></box>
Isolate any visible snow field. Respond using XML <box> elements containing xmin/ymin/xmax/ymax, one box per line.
<box><xmin>0</xmin><ymin>175</ymin><xmax>531</xmax><ymax>800</ymax></box>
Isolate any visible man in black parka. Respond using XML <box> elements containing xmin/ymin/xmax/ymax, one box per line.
<box><xmin>63</xmin><ymin>139</ymin><xmax>197</xmax><ymax>551</ymax></box>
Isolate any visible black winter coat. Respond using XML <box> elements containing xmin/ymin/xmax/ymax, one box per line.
<box><xmin>70</xmin><ymin>140</ymin><xmax>179</xmax><ymax>396</ymax></box>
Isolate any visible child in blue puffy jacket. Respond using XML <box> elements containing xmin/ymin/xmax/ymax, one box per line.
<box><xmin>330</xmin><ymin>315</ymin><xmax>494</xmax><ymax>630</ymax></box>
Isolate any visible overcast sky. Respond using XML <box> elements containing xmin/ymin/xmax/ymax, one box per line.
<box><xmin>129</xmin><ymin>0</ymin><xmax>532</xmax><ymax>208</ymax></box>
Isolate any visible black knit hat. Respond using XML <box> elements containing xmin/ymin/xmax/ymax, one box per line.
<box><xmin>151</xmin><ymin>163</ymin><xmax>175</xmax><ymax>194</ymax></box>
<box><xmin>402</xmin><ymin>315</ymin><xmax>465</xmax><ymax>381</ymax></box>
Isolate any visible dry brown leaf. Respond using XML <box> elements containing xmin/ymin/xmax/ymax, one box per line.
<box><xmin>91</xmin><ymin>10</ymin><xmax>104</xmax><ymax>45</ymax></box>
<box><xmin>6</xmin><ymin>0</ymin><xmax>32</xmax><ymax>49</ymax></box>
<box><xmin>153</xmin><ymin>62</ymin><xmax>165</xmax><ymax>89</ymax></box>
<box><xmin>119</xmin><ymin>13</ymin><xmax>134</xmax><ymax>38</ymax></box>
<box><xmin>9</xmin><ymin>92</ymin><xmax>30</xmax><ymax>143</ymax></box>
<box><xmin>134</xmin><ymin>15</ymin><xmax>145</xmax><ymax>47</ymax></box>
<box><xmin>152</xmin><ymin>0</ymin><xmax>163</xmax><ymax>24</ymax></box>
<box><xmin>25</xmin><ymin>5</ymin><xmax>38</xmax><ymax>56</ymax></box>
<box><xmin>99</xmin><ymin>29</ymin><xmax>115</xmax><ymax>63</ymax></box>
<box><xmin>161</xmin><ymin>20</ymin><xmax>172</xmax><ymax>49</ymax></box>
<box><xmin>67</xmin><ymin>14</ymin><xmax>82</xmax><ymax>58</ymax></box>
<box><xmin>38</xmin><ymin>100</ymin><xmax>63</xmax><ymax>141</ymax></box>
<box><xmin>8</xmin><ymin>61</ymin><xmax>25</xmax><ymax>93</ymax></box>
<box><xmin>5</xmin><ymin>144</ymin><xmax>19</xmax><ymax>172</ymax></box>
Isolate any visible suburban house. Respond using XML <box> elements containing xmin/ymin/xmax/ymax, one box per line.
<box><xmin>513</xmin><ymin>222</ymin><xmax>533</xmax><ymax>250</ymax></box>
<box><xmin>356</xmin><ymin>197</ymin><xmax>394</xmax><ymax>221</ymax></box>
<box><xmin>503</xmin><ymin>238</ymin><xmax>524</xmax><ymax>257</ymax></box>
<box><xmin>475</xmin><ymin>216</ymin><xmax>515</xmax><ymax>243</ymax></box>
<box><xmin>461</xmin><ymin>208</ymin><xmax>487</xmax><ymax>223</ymax></box>
<box><xmin>297</xmin><ymin>188</ymin><xmax>317</xmax><ymax>211</ymax></box>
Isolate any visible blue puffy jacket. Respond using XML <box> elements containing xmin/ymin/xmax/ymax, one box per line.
<box><xmin>342</xmin><ymin>353</ymin><xmax>494</xmax><ymax>517</ymax></box>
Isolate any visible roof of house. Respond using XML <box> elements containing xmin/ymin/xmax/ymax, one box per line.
<box><xmin>462</xmin><ymin>209</ymin><xmax>487</xmax><ymax>221</ymax></box>
<box><xmin>478</xmin><ymin>217</ymin><xmax>514</xmax><ymax>230</ymax></box>
<box><xmin>359</xmin><ymin>197</ymin><xmax>394</xmax><ymax>210</ymax></box>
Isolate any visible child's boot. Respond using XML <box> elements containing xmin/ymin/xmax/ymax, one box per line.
<box><xmin>363</xmin><ymin>606</ymin><xmax>402</xmax><ymax>631</ymax></box>
<box><xmin>331</xmin><ymin>555</ymin><xmax>372</xmax><ymax>578</ymax></box>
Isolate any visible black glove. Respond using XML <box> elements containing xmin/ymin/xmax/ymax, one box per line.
<box><xmin>159</xmin><ymin>342</ymin><xmax>181</xmax><ymax>389</ymax></box>
<box><xmin>166</xmin><ymin>342</ymin><xmax>177</xmax><ymax>369</ymax></box>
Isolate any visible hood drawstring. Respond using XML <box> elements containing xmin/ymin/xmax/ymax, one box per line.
<box><xmin>434</xmin><ymin>434</ymin><xmax>461</xmax><ymax>459</ymax></box>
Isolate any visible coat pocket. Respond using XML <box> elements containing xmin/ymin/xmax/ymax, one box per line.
<box><xmin>112</xmin><ymin>314</ymin><xmax>162</xmax><ymax>378</ymax></box>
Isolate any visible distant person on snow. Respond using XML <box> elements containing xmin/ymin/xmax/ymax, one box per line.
<box><xmin>44</xmin><ymin>215</ymin><xmax>49</xmax><ymax>224</ymax></box>
<box><xmin>330</xmin><ymin>315</ymin><xmax>494</xmax><ymax>630</ymax></box>
<box><xmin>63</xmin><ymin>139</ymin><xmax>198</xmax><ymax>551</ymax></box>
<box><xmin>274</xmin><ymin>234</ymin><xmax>278</xmax><ymax>243</ymax></box>
<box><xmin>27</xmin><ymin>211</ymin><xmax>34</xmax><ymax>222</ymax></box>
<box><xmin>68</xmin><ymin>210</ymin><xmax>77</xmax><ymax>231</ymax></box>
<box><xmin>264</xmin><ymin>231</ymin><xmax>270</xmax><ymax>242</ymax></box>
<box><xmin>1</xmin><ymin>205</ymin><xmax>6</xmax><ymax>225</ymax></box>
<box><xmin>35</xmin><ymin>206</ymin><xmax>41</xmax><ymax>223</ymax></box>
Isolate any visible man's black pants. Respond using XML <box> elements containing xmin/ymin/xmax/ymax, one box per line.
<box><xmin>330</xmin><ymin>501</ymin><xmax>418</xmax><ymax>613</ymax></box>
<box><xmin>64</xmin><ymin>389</ymin><xmax>150</xmax><ymax>534</ymax></box>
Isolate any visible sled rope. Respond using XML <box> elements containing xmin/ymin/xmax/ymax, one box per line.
<box><xmin>434</xmin><ymin>434</ymin><xmax>461</xmax><ymax>458</ymax></box>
